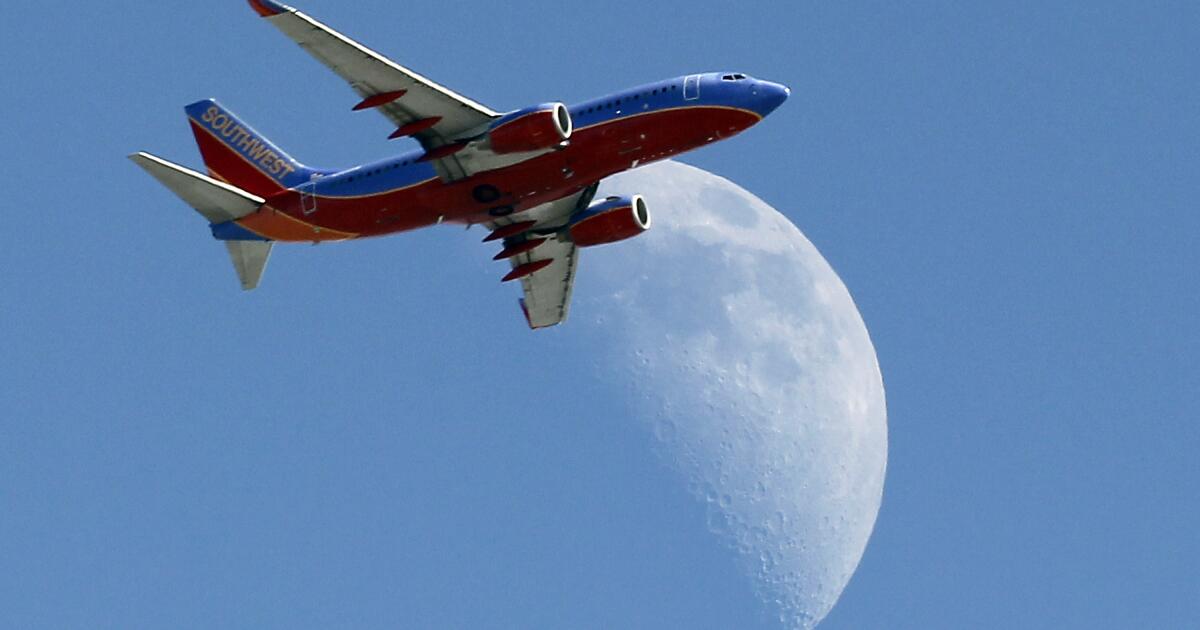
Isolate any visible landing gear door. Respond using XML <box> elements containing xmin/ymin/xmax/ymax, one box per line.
<box><xmin>683</xmin><ymin>74</ymin><xmax>701</xmax><ymax>101</ymax></box>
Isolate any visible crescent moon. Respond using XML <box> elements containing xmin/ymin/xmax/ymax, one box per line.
<box><xmin>576</xmin><ymin>161</ymin><xmax>888</xmax><ymax>628</ymax></box>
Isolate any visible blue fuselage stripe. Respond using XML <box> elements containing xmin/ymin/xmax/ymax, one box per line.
<box><xmin>288</xmin><ymin>73</ymin><xmax>770</xmax><ymax>201</ymax></box>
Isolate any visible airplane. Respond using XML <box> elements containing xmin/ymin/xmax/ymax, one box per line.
<box><xmin>131</xmin><ymin>0</ymin><xmax>789</xmax><ymax>329</ymax></box>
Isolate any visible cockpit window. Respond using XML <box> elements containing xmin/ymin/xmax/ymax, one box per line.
<box><xmin>721</xmin><ymin>73</ymin><xmax>748</xmax><ymax>81</ymax></box>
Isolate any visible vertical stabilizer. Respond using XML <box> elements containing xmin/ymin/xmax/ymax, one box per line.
<box><xmin>185</xmin><ymin>99</ymin><xmax>322</xmax><ymax>198</ymax></box>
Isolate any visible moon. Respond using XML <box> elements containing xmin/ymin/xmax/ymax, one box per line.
<box><xmin>571</xmin><ymin>161</ymin><xmax>888</xmax><ymax>629</ymax></box>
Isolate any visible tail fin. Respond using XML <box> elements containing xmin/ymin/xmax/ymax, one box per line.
<box><xmin>185</xmin><ymin>99</ymin><xmax>319</xmax><ymax>198</ymax></box>
<box><xmin>129</xmin><ymin>151</ymin><xmax>273</xmax><ymax>290</ymax></box>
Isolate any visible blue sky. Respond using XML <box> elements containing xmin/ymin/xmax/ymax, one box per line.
<box><xmin>2</xmin><ymin>1</ymin><xmax>1198</xmax><ymax>628</ymax></box>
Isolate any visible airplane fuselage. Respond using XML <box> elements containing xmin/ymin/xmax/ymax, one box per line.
<box><xmin>208</xmin><ymin>73</ymin><xmax>789</xmax><ymax>242</ymax></box>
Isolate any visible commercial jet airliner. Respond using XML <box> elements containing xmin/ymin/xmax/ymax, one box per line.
<box><xmin>131</xmin><ymin>0</ymin><xmax>789</xmax><ymax>328</ymax></box>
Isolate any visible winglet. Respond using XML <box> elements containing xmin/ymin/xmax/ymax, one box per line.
<box><xmin>248</xmin><ymin>0</ymin><xmax>291</xmax><ymax>17</ymax></box>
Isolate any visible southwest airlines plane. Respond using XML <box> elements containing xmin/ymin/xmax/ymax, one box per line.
<box><xmin>131</xmin><ymin>0</ymin><xmax>789</xmax><ymax>329</ymax></box>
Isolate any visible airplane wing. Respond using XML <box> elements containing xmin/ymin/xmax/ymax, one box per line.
<box><xmin>514</xmin><ymin>237</ymin><xmax>580</xmax><ymax>330</ymax></box>
<box><xmin>488</xmin><ymin>186</ymin><xmax>598</xmax><ymax>329</ymax></box>
<box><xmin>250</xmin><ymin>1</ymin><xmax>499</xmax><ymax>177</ymax></box>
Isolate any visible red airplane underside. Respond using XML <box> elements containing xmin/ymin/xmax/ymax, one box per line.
<box><xmin>229</xmin><ymin>106</ymin><xmax>759</xmax><ymax>242</ymax></box>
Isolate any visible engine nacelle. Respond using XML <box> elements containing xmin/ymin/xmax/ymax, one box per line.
<box><xmin>568</xmin><ymin>195</ymin><xmax>651</xmax><ymax>247</ymax></box>
<box><xmin>487</xmin><ymin>103</ymin><xmax>572</xmax><ymax>154</ymax></box>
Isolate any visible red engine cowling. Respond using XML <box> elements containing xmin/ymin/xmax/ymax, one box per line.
<box><xmin>488</xmin><ymin>103</ymin><xmax>572</xmax><ymax>154</ymax></box>
<box><xmin>568</xmin><ymin>195</ymin><xmax>651</xmax><ymax>247</ymax></box>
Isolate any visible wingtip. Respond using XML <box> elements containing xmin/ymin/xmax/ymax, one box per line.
<box><xmin>247</xmin><ymin>0</ymin><xmax>291</xmax><ymax>17</ymax></box>
<box><xmin>128</xmin><ymin>151</ymin><xmax>159</xmax><ymax>166</ymax></box>
<box><xmin>519</xmin><ymin>298</ymin><xmax>534</xmax><ymax>328</ymax></box>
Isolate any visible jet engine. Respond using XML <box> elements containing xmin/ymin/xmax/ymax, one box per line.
<box><xmin>487</xmin><ymin>103</ymin><xmax>572</xmax><ymax>154</ymax></box>
<box><xmin>568</xmin><ymin>195</ymin><xmax>651</xmax><ymax>247</ymax></box>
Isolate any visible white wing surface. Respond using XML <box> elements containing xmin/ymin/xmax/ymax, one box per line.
<box><xmin>514</xmin><ymin>237</ymin><xmax>580</xmax><ymax>329</ymax></box>
<box><xmin>250</xmin><ymin>2</ymin><xmax>498</xmax><ymax>158</ymax></box>
<box><xmin>128</xmin><ymin>152</ymin><xmax>263</xmax><ymax>223</ymax></box>
<box><xmin>487</xmin><ymin>187</ymin><xmax>598</xmax><ymax>329</ymax></box>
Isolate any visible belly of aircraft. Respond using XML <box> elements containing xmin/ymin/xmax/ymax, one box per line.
<box><xmin>238</xmin><ymin>106</ymin><xmax>759</xmax><ymax>242</ymax></box>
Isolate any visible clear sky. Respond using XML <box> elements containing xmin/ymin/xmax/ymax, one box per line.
<box><xmin>2</xmin><ymin>1</ymin><xmax>1198</xmax><ymax>628</ymax></box>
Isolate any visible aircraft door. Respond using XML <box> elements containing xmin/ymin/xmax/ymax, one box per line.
<box><xmin>684</xmin><ymin>74</ymin><xmax>701</xmax><ymax>101</ymax></box>
<box><xmin>299</xmin><ymin>179</ymin><xmax>318</xmax><ymax>215</ymax></box>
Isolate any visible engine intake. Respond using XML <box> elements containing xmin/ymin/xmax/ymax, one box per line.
<box><xmin>487</xmin><ymin>103</ymin><xmax>572</xmax><ymax>154</ymax></box>
<box><xmin>568</xmin><ymin>195</ymin><xmax>651</xmax><ymax>247</ymax></box>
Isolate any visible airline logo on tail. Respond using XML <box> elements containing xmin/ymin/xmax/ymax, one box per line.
<box><xmin>192</xmin><ymin>104</ymin><xmax>297</xmax><ymax>181</ymax></box>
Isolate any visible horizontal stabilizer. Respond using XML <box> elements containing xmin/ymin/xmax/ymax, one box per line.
<box><xmin>225</xmin><ymin>241</ymin><xmax>273</xmax><ymax>290</ymax></box>
<box><xmin>128</xmin><ymin>152</ymin><xmax>264</xmax><ymax>223</ymax></box>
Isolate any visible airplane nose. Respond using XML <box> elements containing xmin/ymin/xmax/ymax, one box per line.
<box><xmin>757</xmin><ymin>80</ymin><xmax>790</xmax><ymax>116</ymax></box>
